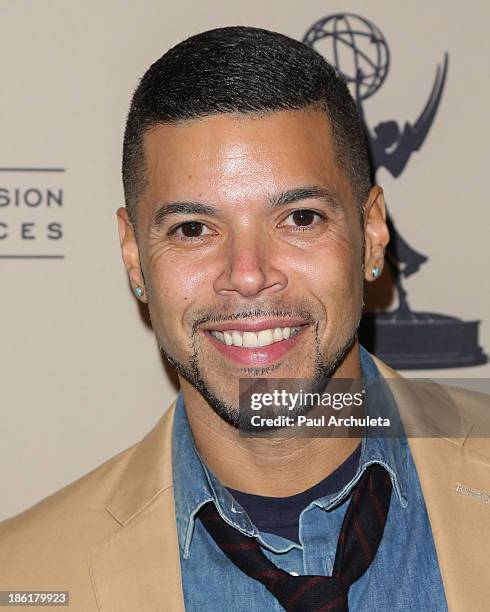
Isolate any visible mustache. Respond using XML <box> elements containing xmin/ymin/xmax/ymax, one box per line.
<box><xmin>190</xmin><ymin>302</ymin><xmax>318</xmax><ymax>335</ymax></box>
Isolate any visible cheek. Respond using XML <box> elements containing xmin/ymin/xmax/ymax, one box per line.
<box><xmin>288</xmin><ymin>233</ymin><xmax>361</xmax><ymax>291</ymax></box>
<box><xmin>287</xmin><ymin>235</ymin><xmax>363</xmax><ymax>334</ymax></box>
<box><xmin>145</xmin><ymin>250</ymin><xmax>217</xmax><ymax>349</ymax></box>
<box><xmin>327</xmin><ymin>238</ymin><xmax>363</xmax><ymax>308</ymax></box>
<box><xmin>146</xmin><ymin>246</ymin><xmax>207</xmax><ymax>302</ymax></box>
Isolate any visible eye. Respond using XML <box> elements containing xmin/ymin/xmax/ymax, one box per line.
<box><xmin>168</xmin><ymin>221</ymin><xmax>214</xmax><ymax>239</ymax></box>
<box><xmin>280</xmin><ymin>209</ymin><xmax>325</xmax><ymax>229</ymax></box>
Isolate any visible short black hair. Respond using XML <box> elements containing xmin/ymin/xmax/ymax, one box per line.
<box><xmin>122</xmin><ymin>25</ymin><xmax>371</xmax><ymax>228</ymax></box>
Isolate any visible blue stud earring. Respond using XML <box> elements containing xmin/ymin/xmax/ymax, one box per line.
<box><xmin>372</xmin><ymin>267</ymin><xmax>381</xmax><ymax>280</ymax></box>
<box><xmin>134</xmin><ymin>286</ymin><xmax>144</xmax><ymax>298</ymax></box>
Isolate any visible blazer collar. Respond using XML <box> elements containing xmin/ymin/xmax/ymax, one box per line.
<box><xmin>104</xmin><ymin>399</ymin><xmax>177</xmax><ymax>526</ymax></box>
<box><xmin>371</xmin><ymin>355</ymin><xmax>473</xmax><ymax>446</ymax></box>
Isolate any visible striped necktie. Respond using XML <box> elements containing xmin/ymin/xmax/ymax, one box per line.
<box><xmin>199</xmin><ymin>463</ymin><xmax>392</xmax><ymax>611</ymax></box>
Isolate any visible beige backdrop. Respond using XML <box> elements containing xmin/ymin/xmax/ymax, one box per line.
<box><xmin>1</xmin><ymin>0</ymin><xmax>489</xmax><ymax>520</ymax></box>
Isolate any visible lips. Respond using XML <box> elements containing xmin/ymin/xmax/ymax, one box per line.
<box><xmin>203</xmin><ymin>323</ymin><xmax>309</xmax><ymax>366</ymax></box>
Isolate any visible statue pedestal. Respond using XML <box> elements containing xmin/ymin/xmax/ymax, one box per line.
<box><xmin>359</xmin><ymin>311</ymin><xmax>487</xmax><ymax>369</ymax></box>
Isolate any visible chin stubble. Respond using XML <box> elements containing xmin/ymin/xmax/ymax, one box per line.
<box><xmin>158</xmin><ymin>314</ymin><xmax>361</xmax><ymax>431</ymax></box>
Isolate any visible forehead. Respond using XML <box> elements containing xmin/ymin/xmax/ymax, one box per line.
<box><xmin>141</xmin><ymin>109</ymin><xmax>353</xmax><ymax>211</ymax></box>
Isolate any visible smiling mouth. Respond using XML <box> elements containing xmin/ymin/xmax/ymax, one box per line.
<box><xmin>202</xmin><ymin>323</ymin><xmax>310</xmax><ymax>366</ymax></box>
<box><xmin>207</xmin><ymin>325</ymin><xmax>306</xmax><ymax>348</ymax></box>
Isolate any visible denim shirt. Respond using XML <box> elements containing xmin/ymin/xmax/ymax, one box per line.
<box><xmin>172</xmin><ymin>347</ymin><xmax>448</xmax><ymax>611</ymax></box>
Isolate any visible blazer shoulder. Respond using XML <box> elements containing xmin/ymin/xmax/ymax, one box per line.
<box><xmin>371</xmin><ymin>352</ymin><xmax>490</xmax><ymax>460</ymax></box>
<box><xmin>0</xmin><ymin>404</ymin><xmax>177</xmax><ymax>587</ymax></box>
<box><xmin>0</xmin><ymin>440</ymin><xmax>137</xmax><ymax>578</ymax></box>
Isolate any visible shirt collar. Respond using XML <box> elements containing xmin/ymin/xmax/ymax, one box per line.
<box><xmin>172</xmin><ymin>392</ymin><xmax>258</xmax><ymax>559</ymax></box>
<box><xmin>356</xmin><ymin>345</ymin><xmax>409</xmax><ymax>510</ymax></box>
<box><xmin>172</xmin><ymin>346</ymin><xmax>409</xmax><ymax>557</ymax></box>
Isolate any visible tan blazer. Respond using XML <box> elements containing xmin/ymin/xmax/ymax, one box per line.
<box><xmin>1</xmin><ymin>356</ymin><xmax>489</xmax><ymax>611</ymax></box>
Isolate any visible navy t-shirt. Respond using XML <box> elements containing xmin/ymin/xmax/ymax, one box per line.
<box><xmin>227</xmin><ymin>443</ymin><xmax>361</xmax><ymax>544</ymax></box>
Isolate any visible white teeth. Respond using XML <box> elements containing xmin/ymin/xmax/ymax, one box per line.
<box><xmin>210</xmin><ymin>325</ymin><xmax>303</xmax><ymax>348</ymax></box>
<box><xmin>257</xmin><ymin>329</ymin><xmax>274</xmax><ymax>346</ymax></box>
<box><xmin>243</xmin><ymin>331</ymin><xmax>259</xmax><ymax>348</ymax></box>
<box><xmin>232</xmin><ymin>331</ymin><xmax>243</xmax><ymax>346</ymax></box>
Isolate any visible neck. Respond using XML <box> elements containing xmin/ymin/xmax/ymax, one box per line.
<box><xmin>180</xmin><ymin>342</ymin><xmax>362</xmax><ymax>497</ymax></box>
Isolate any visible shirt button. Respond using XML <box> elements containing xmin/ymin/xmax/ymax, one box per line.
<box><xmin>289</xmin><ymin>571</ymin><xmax>299</xmax><ymax>576</ymax></box>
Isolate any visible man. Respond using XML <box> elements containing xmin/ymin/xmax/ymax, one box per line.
<box><xmin>1</xmin><ymin>26</ymin><xmax>488</xmax><ymax>612</ymax></box>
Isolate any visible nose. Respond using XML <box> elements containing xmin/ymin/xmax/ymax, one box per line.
<box><xmin>213</xmin><ymin>233</ymin><xmax>288</xmax><ymax>298</ymax></box>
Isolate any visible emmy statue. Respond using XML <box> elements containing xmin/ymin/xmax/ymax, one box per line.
<box><xmin>304</xmin><ymin>13</ymin><xmax>486</xmax><ymax>368</ymax></box>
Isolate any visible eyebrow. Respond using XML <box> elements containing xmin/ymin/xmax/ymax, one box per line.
<box><xmin>269</xmin><ymin>186</ymin><xmax>341</xmax><ymax>211</ymax></box>
<box><xmin>151</xmin><ymin>201</ymin><xmax>215</xmax><ymax>230</ymax></box>
<box><xmin>150</xmin><ymin>185</ymin><xmax>342</xmax><ymax>230</ymax></box>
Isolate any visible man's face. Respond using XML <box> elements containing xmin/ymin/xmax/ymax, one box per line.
<box><xmin>118</xmin><ymin>109</ymin><xmax>386</xmax><ymax>425</ymax></box>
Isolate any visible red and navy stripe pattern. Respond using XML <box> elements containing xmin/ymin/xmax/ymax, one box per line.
<box><xmin>198</xmin><ymin>463</ymin><xmax>392</xmax><ymax>611</ymax></box>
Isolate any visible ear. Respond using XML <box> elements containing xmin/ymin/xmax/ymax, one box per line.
<box><xmin>116</xmin><ymin>207</ymin><xmax>147</xmax><ymax>302</ymax></box>
<box><xmin>362</xmin><ymin>186</ymin><xmax>390</xmax><ymax>282</ymax></box>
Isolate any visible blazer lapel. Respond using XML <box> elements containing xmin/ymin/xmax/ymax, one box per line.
<box><xmin>88</xmin><ymin>400</ymin><xmax>185</xmax><ymax>612</ymax></box>
<box><xmin>408</xmin><ymin>436</ymin><xmax>490</xmax><ymax>611</ymax></box>
<box><xmin>373</xmin><ymin>356</ymin><xmax>490</xmax><ymax>611</ymax></box>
